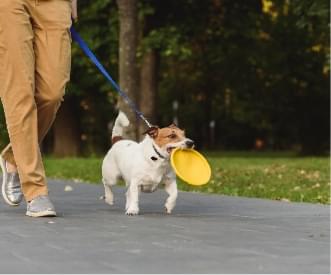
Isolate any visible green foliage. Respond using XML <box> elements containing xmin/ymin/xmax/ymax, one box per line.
<box><xmin>44</xmin><ymin>157</ymin><xmax>102</xmax><ymax>183</ymax></box>
<box><xmin>139</xmin><ymin>26</ymin><xmax>192</xmax><ymax>60</ymax></box>
<box><xmin>291</xmin><ymin>0</ymin><xmax>329</xmax><ymax>29</ymax></box>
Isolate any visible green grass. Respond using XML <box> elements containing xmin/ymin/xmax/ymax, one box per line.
<box><xmin>44</xmin><ymin>151</ymin><xmax>330</xmax><ymax>204</ymax></box>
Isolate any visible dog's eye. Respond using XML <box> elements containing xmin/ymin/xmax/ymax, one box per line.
<box><xmin>168</xmin><ymin>134</ymin><xmax>177</xmax><ymax>139</ymax></box>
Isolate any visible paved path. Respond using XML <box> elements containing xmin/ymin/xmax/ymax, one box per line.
<box><xmin>0</xmin><ymin>180</ymin><xmax>329</xmax><ymax>273</ymax></box>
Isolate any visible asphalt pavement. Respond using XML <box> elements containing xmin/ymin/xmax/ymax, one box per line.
<box><xmin>0</xmin><ymin>179</ymin><xmax>329</xmax><ymax>273</ymax></box>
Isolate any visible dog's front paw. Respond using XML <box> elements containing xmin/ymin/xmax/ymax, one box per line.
<box><xmin>126</xmin><ymin>207</ymin><xmax>139</xmax><ymax>216</ymax></box>
<box><xmin>164</xmin><ymin>206</ymin><xmax>172</xmax><ymax>214</ymax></box>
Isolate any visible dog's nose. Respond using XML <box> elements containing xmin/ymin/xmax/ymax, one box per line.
<box><xmin>185</xmin><ymin>139</ymin><xmax>195</xmax><ymax>148</ymax></box>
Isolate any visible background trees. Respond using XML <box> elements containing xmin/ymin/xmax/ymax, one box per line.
<box><xmin>0</xmin><ymin>0</ymin><xmax>329</xmax><ymax>155</ymax></box>
<box><xmin>117</xmin><ymin>0</ymin><xmax>139</xmax><ymax>140</ymax></box>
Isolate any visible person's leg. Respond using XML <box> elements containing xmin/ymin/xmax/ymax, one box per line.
<box><xmin>1</xmin><ymin>0</ymin><xmax>71</xmax><ymax>203</ymax></box>
<box><xmin>0</xmin><ymin>0</ymin><xmax>48</xmax><ymax>202</ymax></box>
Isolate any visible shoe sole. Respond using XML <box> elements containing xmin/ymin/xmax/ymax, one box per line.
<box><xmin>0</xmin><ymin>157</ymin><xmax>19</xmax><ymax>207</ymax></box>
<box><xmin>26</xmin><ymin>210</ymin><xmax>57</xmax><ymax>218</ymax></box>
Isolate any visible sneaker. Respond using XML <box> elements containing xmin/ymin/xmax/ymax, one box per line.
<box><xmin>0</xmin><ymin>156</ymin><xmax>23</xmax><ymax>206</ymax></box>
<box><xmin>26</xmin><ymin>195</ymin><xmax>57</xmax><ymax>217</ymax></box>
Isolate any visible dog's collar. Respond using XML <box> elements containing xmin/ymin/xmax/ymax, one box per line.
<box><xmin>151</xmin><ymin>144</ymin><xmax>166</xmax><ymax>160</ymax></box>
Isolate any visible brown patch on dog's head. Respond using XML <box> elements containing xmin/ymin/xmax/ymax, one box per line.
<box><xmin>143</xmin><ymin>124</ymin><xmax>194</xmax><ymax>155</ymax></box>
<box><xmin>154</xmin><ymin>124</ymin><xmax>186</xmax><ymax>151</ymax></box>
<box><xmin>143</xmin><ymin>126</ymin><xmax>159</xmax><ymax>138</ymax></box>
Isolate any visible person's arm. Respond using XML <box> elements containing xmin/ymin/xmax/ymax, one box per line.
<box><xmin>72</xmin><ymin>0</ymin><xmax>78</xmax><ymax>22</ymax></box>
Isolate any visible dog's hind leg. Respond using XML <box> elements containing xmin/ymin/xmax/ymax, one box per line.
<box><xmin>102</xmin><ymin>155</ymin><xmax>120</xmax><ymax>206</ymax></box>
<box><xmin>102</xmin><ymin>177</ymin><xmax>117</xmax><ymax>206</ymax></box>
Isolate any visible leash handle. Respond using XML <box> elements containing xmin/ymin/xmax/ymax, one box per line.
<box><xmin>70</xmin><ymin>26</ymin><xmax>152</xmax><ymax>128</ymax></box>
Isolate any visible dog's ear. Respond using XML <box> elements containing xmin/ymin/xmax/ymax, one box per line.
<box><xmin>143</xmin><ymin>126</ymin><xmax>159</xmax><ymax>138</ymax></box>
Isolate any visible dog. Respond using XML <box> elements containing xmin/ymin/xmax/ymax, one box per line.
<box><xmin>102</xmin><ymin>111</ymin><xmax>194</xmax><ymax>215</ymax></box>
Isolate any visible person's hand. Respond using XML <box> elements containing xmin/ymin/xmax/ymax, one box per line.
<box><xmin>71</xmin><ymin>0</ymin><xmax>78</xmax><ymax>22</ymax></box>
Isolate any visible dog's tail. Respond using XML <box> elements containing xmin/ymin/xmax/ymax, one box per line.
<box><xmin>112</xmin><ymin>111</ymin><xmax>130</xmax><ymax>144</ymax></box>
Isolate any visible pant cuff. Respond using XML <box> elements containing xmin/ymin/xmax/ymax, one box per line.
<box><xmin>23</xmin><ymin>185</ymin><xmax>49</xmax><ymax>202</ymax></box>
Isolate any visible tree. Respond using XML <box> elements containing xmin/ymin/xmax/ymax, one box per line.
<box><xmin>137</xmin><ymin>1</ymin><xmax>161</xmax><ymax>136</ymax></box>
<box><xmin>117</xmin><ymin>0</ymin><xmax>139</xmax><ymax>140</ymax></box>
<box><xmin>53</xmin><ymin>97</ymin><xmax>80</xmax><ymax>157</ymax></box>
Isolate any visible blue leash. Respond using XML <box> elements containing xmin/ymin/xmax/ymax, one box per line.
<box><xmin>70</xmin><ymin>26</ymin><xmax>152</xmax><ymax>128</ymax></box>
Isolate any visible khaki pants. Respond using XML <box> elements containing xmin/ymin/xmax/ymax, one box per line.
<box><xmin>0</xmin><ymin>0</ymin><xmax>72</xmax><ymax>201</ymax></box>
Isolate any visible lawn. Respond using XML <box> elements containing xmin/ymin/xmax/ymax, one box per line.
<box><xmin>44</xmin><ymin>151</ymin><xmax>330</xmax><ymax>204</ymax></box>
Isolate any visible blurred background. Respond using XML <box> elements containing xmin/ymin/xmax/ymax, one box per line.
<box><xmin>0</xmin><ymin>0</ymin><xmax>329</xmax><ymax>157</ymax></box>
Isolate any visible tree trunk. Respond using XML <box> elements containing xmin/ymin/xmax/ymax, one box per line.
<box><xmin>53</xmin><ymin>98</ymin><xmax>80</xmax><ymax>157</ymax></box>
<box><xmin>138</xmin><ymin>49</ymin><xmax>159</xmax><ymax>138</ymax></box>
<box><xmin>117</xmin><ymin>0</ymin><xmax>139</xmax><ymax>140</ymax></box>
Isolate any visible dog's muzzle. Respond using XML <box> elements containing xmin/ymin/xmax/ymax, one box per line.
<box><xmin>185</xmin><ymin>139</ymin><xmax>195</xmax><ymax>148</ymax></box>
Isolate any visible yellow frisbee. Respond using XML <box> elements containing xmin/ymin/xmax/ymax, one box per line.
<box><xmin>170</xmin><ymin>148</ymin><xmax>211</xmax><ymax>186</ymax></box>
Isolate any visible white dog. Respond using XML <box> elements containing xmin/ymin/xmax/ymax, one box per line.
<box><xmin>102</xmin><ymin>111</ymin><xmax>194</xmax><ymax>215</ymax></box>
